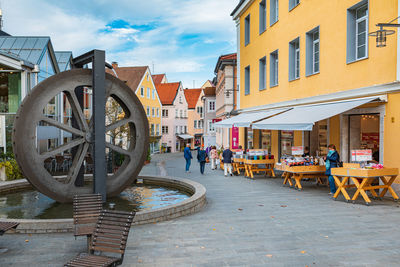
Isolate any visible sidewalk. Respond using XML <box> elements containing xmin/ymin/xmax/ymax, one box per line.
<box><xmin>1</xmin><ymin>152</ymin><xmax>400</xmax><ymax>266</ymax></box>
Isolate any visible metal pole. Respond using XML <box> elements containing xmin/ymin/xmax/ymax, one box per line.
<box><xmin>72</xmin><ymin>86</ymin><xmax>85</xmax><ymax>187</ymax></box>
<box><xmin>92</xmin><ymin>50</ymin><xmax>107</xmax><ymax>201</ymax></box>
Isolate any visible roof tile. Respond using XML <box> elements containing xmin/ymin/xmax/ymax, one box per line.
<box><xmin>184</xmin><ymin>89</ymin><xmax>202</xmax><ymax>109</ymax></box>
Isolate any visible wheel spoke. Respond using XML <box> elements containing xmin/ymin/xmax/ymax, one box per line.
<box><xmin>67</xmin><ymin>90</ymin><xmax>89</xmax><ymax>132</ymax></box>
<box><xmin>105</xmin><ymin>142</ymin><xmax>131</xmax><ymax>156</ymax></box>
<box><xmin>40</xmin><ymin>138</ymin><xmax>85</xmax><ymax>159</ymax></box>
<box><xmin>106</xmin><ymin>118</ymin><xmax>131</xmax><ymax>132</ymax></box>
<box><xmin>41</xmin><ymin>116</ymin><xmax>85</xmax><ymax>137</ymax></box>
<box><xmin>65</xmin><ymin>142</ymin><xmax>89</xmax><ymax>185</ymax></box>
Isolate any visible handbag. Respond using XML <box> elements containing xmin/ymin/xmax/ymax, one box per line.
<box><xmin>206</xmin><ymin>157</ymin><xmax>210</xmax><ymax>163</ymax></box>
<box><xmin>336</xmin><ymin>160</ymin><xmax>343</xmax><ymax>168</ymax></box>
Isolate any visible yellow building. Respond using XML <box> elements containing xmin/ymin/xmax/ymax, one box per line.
<box><xmin>111</xmin><ymin>63</ymin><xmax>162</xmax><ymax>154</ymax></box>
<box><xmin>228</xmin><ymin>0</ymin><xmax>400</xmax><ymax>187</ymax></box>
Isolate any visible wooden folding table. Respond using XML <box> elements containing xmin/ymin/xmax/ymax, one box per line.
<box><xmin>232</xmin><ymin>158</ymin><xmax>245</xmax><ymax>175</ymax></box>
<box><xmin>244</xmin><ymin>159</ymin><xmax>275</xmax><ymax>178</ymax></box>
<box><xmin>331</xmin><ymin>167</ymin><xmax>399</xmax><ymax>205</ymax></box>
<box><xmin>281</xmin><ymin>165</ymin><xmax>327</xmax><ymax>190</ymax></box>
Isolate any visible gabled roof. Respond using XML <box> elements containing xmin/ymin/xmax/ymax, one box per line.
<box><xmin>214</xmin><ymin>53</ymin><xmax>237</xmax><ymax>74</ymax></box>
<box><xmin>184</xmin><ymin>89</ymin><xmax>202</xmax><ymax>109</ymax></box>
<box><xmin>55</xmin><ymin>51</ymin><xmax>73</xmax><ymax>72</ymax></box>
<box><xmin>0</xmin><ymin>36</ymin><xmax>50</xmax><ymax>65</ymax></box>
<box><xmin>0</xmin><ymin>51</ymin><xmax>34</xmax><ymax>68</ymax></box>
<box><xmin>152</xmin><ymin>74</ymin><xmax>166</xmax><ymax>84</ymax></box>
<box><xmin>156</xmin><ymin>82</ymin><xmax>181</xmax><ymax>105</ymax></box>
<box><xmin>108</xmin><ymin>66</ymin><xmax>148</xmax><ymax>91</ymax></box>
<box><xmin>203</xmin><ymin>87</ymin><xmax>216</xmax><ymax>97</ymax></box>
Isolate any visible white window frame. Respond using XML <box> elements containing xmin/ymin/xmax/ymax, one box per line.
<box><xmin>147</xmin><ymin>88</ymin><xmax>151</xmax><ymax>98</ymax></box>
<box><xmin>194</xmin><ymin>120</ymin><xmax>197</xmax><ymax>129</ymax></box>
<box><xmin>208</xmin><ymin>100</ymin><xmax>216</xmax><ymax>112</ymax></box>
<box><xmin>146</xmin><ymin>106</ymin><xmax>150</xmax><ymax>116</ymax></box>
<box><xmin>312</xmin><ymin>31</ymin><xmax>320</xmax><ymax>74</ymax></box>
<box><xmin>208</xmin><ymin>120</ymin><xmax>215</xmax><ymax>133</ymax></box>
<box><xmin>294</xmin><ymin>42</ymin><xmax>300</xmax><ymax>79</ymax></box>
<box><xmin>152</xmin><ymin>89</ymin><xmax>156</xmax><ymax>99</ymax></box>
<box><xmin>355</xmin><ymin>4</ymin><xmax>368</xmax><ymax>60</ymax></box>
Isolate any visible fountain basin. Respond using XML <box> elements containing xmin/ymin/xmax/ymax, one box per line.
<box><xmin>0</xmin><ymin>175</ymin><xmax>206</xmax><ymax>233</ymax></box>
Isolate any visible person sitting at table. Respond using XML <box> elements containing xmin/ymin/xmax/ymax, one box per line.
<box><xmin>302</xmin><ymin>146</ymin><xmax>310</xmax><ymax>157</ymax></box>
<box><xmin>324</xmin><ymin>144</ymin><xmax>340</xmax><ymax>195</ymax></box>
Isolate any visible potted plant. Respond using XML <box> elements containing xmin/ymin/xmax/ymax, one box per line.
<box><xmin>145</xmin><ymin>147</ymin><xmax>151</xmax><ymax>165</ymax></box>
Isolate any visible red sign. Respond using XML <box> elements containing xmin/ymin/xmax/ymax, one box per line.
<box><xmin>231</xmin><ymin>127</ymin><xmax>239</xmax><ymax>149</ymax></box>
<box><xmin>212</xmin><ymin>118</ymin><xmax>222</xmax><ymax>123</ymax></box>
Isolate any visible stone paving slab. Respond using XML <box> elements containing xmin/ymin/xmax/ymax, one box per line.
<box><xmin>2</xmin><ymin>152</ymin><xmax>400</xmax><ymax>266</ymax></box>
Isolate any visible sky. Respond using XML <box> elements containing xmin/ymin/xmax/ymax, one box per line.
<box><xmin>2</xmin><ymin>0</ymin><xmax>238</xmax><ymax>88</ymax></box>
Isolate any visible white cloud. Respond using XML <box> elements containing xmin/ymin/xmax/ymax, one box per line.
<box><xmin>2</xmin><ymin>0</ymin><xmax>238</xmax><ymax>87</ymax></box>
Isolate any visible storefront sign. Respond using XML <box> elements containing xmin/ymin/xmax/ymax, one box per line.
<box><xmin>351</xmin><ymin>149</ymin><xmax>372</xmax><ymax>162</ymax></box>
<box><xmin>292</xmin><ymin>146</ymin><xmax>304</xmax><ymax>155</ymax></box>
<box><xmin>231</xmin><ymin>127</ymin><xmax>239</xmax><ymax>149</ymax></box>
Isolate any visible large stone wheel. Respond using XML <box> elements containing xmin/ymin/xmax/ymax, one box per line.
<box><xmin>13</xmin><ymin>69</ymin><xmax>149</xmax><ymax>203</ymax></box>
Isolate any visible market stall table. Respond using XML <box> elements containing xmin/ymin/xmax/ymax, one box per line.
<box><xmin>244</xmin><ymin>158</ymin><xmax>275</xmax><ymax>178</ymax></box>
<box><xmin>331</xmin><ymin>167</ymin><xmax>399</xmax><ymax>205</ymax></box>
<box><xmin>232</xmin><ymin>158</ymin><xmax>245</xmax><ymax>175</ymax></box>
<box><xmin>278</xmin><ymin>164</ymin><xmax>327</xmax><ymax>190</ymax></box>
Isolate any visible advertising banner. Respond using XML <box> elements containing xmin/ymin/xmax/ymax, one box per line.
<box><xmin>231</xmin><ymin>127</ymin><xmax>239</xmax><ymax>149</ymax></box>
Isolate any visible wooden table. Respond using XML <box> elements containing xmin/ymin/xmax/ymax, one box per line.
<box><xmin>232</xmin><ymin>158</ymin><xmax>246</xmax><ymax>175</ymax></box>
<box><xmin>331</xmin><ymin>168</ymin><xmax>399</xmax><ymax>205</ymax></box>
<box><xmin>244</xmin><ymin>159</ymin><xmax>275</xmax><ymax>178</ymax></box>
<box><xmin>280</xmin><ymin>165</ymin><xmax>327</xmax><ymax>190</ymax></box>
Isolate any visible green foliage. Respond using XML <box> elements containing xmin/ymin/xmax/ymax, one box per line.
<box><xmin>147</xmin><ymin>147</ymin><xmax>151</xmax><ymax>162</ymax></box>
<box><xmin>0</xmin><ymin>159</ymin><xmax>23</xmax><ymax>181</ymax></box>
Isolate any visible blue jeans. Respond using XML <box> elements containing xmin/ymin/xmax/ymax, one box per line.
<box><xmin>328</xmin><ymin>175</ymin><xmax>336</xmax><ymax>193</ymax></box>
<box><xmin>200</xmin><ymin>162</ymin><xmax>205</xmax><ymax>174</ymax></box>
<box><xmin>185</xmin><ymin>158</ymin><xmax>191</xmax><ymax>171</ymax></box>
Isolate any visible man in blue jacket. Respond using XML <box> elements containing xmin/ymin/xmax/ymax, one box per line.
<box><xmin>197</xmin><ymin>144</ymin><xmax>207</xmax><ymax>175</ymax></box>
<box><xmin>222</xmin><ymin>146</ymin><xmax>233</xmax><ymax>177</ymax></box>
<box><xmin>184</xmin><ymin>144</ymin><xmax>192</xmax><ymax>173</ymax></box>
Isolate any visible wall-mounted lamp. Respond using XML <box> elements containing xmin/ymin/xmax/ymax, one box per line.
<box><xmin>369</xmin><ymin>17</ymin><xmax>399</xmax><ymax>47</ymax></box>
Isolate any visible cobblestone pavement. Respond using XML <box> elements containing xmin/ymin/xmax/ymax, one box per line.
<box><xmin>2</xmin><ymin>152</ymin><xmax>400</xmax><ymax>266</ymax></box>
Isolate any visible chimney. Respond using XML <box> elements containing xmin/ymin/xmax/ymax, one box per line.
<box><xmin>111</xmin><ymin>61</ymin><xmax>118</xmax><ymax>69</ymax></box>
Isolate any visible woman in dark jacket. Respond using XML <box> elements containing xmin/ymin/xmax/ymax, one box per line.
<box><xmin>197</xmin><ymin>145</ymin><xmax>207</xmax><ymax>174</ymax></box>
<box><xmin>325</xmin><ymin>144</ymin><xmax>340</xmax><ymax>195</ymax></box>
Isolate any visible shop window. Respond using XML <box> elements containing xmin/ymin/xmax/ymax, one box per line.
<box><xmin>349</xmin><ymin>114</ymin><xmax>380</xmax><ymax>162</ymax></box>
<box><xmin>245</xmin><ymin>14</ymin><xmax>251</xmax><ymax>45</ymax></box>
<box><xmin>289</xmin><ymin>0</ymin><xmax>300</xmax><ymax>11</ymax></box>
<box><xmin>245</xmin><ymin>66</ymin><xmax>250</xmax><ymax>95</ymax></box>
<box><xmin>0</xmin><ymin>72</ymin><xmax>22</xmax><ymax>113</ymax></box>
<box><xmin>289</xmin><ymin>37</ymin><xmax>300</xmax><ymax>81</ymax></box>
<box><xmin>346</xmin><ymin>1</ymin><xmax>368</xmax><ymax>63</ymax></box>
<box><xmin>260</xmin><ymin>130</ymin><xmax>271</xmax><ymax>152</ymax></box>
<box><xmin>270</xmin><ymin>50</ymin><xmax>279</xmax><ymax>87</ymax></box>
<box><xmin>280</xmin><ymin>130</ymin><xmax>293</xmax><ymax>156</ymax></box>
<box><xmin>259</xmin><ymin>0</ymin><xmax>267</xmax><ymax>34</ymax></box>
<box><xmin>270</xmin><ymin>0</ymin><xmax>279</xmax><ymax>25</ymax></box>
<box><xmin>259</xmin><ymin>57</ymin><xmax>266</xmax><ymax>90</ymax></box>
<box><xmin>306</xmin><ymin>26</ymin><xmax>320</xmax><ymax>76</ymax></box>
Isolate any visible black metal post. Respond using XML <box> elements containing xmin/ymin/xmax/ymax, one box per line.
<box><xmin>73</xmin><ymin>49</ymin><xmax>108</xmax><ymax>202</ymax></box>
<box><xmin>72</xmin><ymin>86</ymin><xmax>85</xmax><ymax>187</ymax></box>
<box><xmin>92</xmin><ymin>50</ymin><xmax>107</xmax><ymax>202</ymax></box>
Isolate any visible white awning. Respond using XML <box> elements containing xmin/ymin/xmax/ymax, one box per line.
<box><xmin>214</xmin><ymin>109</ymin><xmax>289</xmax><ymax>128</ymax></box>
<box><xmin>253</xmin><ymin>97</ymin><xmax>377</xmax><ymax>131</ymax></box>
<box><xmin>177</xmin><ymin>134</ymin><xmax>193</xmax><ymax>140</ymax></box>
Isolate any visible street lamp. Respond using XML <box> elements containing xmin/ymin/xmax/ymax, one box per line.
<box><xmin>369</xmin><ymin>16</ymin><xmax>399</xmax><ymax>47</ymax></box>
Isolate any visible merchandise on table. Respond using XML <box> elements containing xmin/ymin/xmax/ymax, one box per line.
<box><xmin>280</xmin><ymin>155</ymin><xmax>325</xmax><ymax>167</ymax></box>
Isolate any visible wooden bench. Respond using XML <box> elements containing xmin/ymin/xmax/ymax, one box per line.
<box><xmin>73</xmin><ymin>194</ymin><xmax>103</xmax><ymax>247</ymax></box>
<box><xmin>65</xmin><ymin>210</ymin><xmax>136</xmax><ymax>267</ymax></box>
<box><xmin>0</xmin><ymin>222</ymin><xmax>19</xmax><ymax>236</ymax></box>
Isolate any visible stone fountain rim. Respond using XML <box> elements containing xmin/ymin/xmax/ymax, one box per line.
<box><xmin>0</xmin><ymin>175</ymin><xmax>207</xmax><ymax>234</ymax></box>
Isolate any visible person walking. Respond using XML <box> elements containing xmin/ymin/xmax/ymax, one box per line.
<box><xmin>222</xmin><ymin>146</ymin><xmax>233</xmax><ymax>177</ymax></box>
<box><xmin>183</xmin><ymin>144</ymin><xmax>192</xmax><ymax>173</ymax></box>
<box><xmin>325</xmin><ymin>144</ymin><xmax>340</xmax><ymax>195</ymax></box>
<box><xmin>210</xmin><ymin>146</ymin><xmax>218</xmax><ymax>170</ymax></box>
<box><xmin>197</xmin><ymin>145</ymin><xmax>207</xmax><ymax>174</ymax></box>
